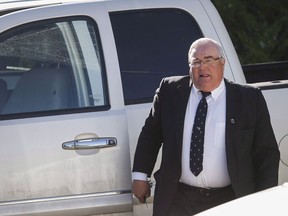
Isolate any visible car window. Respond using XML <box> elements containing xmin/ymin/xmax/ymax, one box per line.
<box><xmin>0</xmin><ymin>17</ymin><xmax>108</xmax><ymax>119</ymax></box>
<box><xmin>110</xmin><ymin>9</ymin><xmax>203</xmax><ymax>105</ymax></box>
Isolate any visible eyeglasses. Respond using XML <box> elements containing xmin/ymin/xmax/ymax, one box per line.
<box><xmin>190</xmin><ymin>56</ymin><xmax>222</xmax><ymax>68</ymax></box>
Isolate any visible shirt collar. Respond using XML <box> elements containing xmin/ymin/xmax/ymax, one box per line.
<box><xmin>192</xmin><ymin>79</ymin><xmax>225</xmax><ymax>101</ymax></box>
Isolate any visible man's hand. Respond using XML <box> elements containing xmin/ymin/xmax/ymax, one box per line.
<box><xmin>132</xmin><ymin>180</ymin><xmax>151</xmax><ymax>203</ymax></box>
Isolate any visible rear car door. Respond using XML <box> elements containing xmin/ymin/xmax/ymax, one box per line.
<box><xmin>0</xmin><ymin>2</ymin><xmax>132</xmax><ymax>216</ymax></box>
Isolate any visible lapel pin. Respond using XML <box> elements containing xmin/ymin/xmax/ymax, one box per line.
<box><xmin>230</xmin><ymin>119</ymin><xmax>235</xmax><ymax>124</ymax></box>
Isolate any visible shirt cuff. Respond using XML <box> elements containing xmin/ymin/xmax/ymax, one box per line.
<box><xmin>132</xmin><ymin>172</ymin><xmax>148</xmax><ymax>181</ymax></box>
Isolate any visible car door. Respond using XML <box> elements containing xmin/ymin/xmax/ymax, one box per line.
<box><xmin>0</xmin><ymin>2</ymin><xmax>132</xmax><ymax>216</ymax></box>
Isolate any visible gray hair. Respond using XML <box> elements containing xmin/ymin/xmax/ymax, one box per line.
<box><xmin>188</xmin><ymin>38</ymin><xmax>225</xmax><ymax>64</ymax></box>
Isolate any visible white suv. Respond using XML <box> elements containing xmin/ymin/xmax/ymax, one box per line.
<box><xmin>2</xmin><ymin>0</ymin><xmax>280</xmax><ymax>216</ymax></box>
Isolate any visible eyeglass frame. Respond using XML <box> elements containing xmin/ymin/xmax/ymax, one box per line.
<box><xmin>189</xmin><ymin>56</ymin><xmax>223</xmax><ymax>68</ymax></box>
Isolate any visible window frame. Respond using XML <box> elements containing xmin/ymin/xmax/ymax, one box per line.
<box><xmin>110</xmin><ymin>8</ymin><xmax>203</xmax><ymax>105</ymax></box>
<box><xmin>0</xmin><ymin>16</ymin><xmax>110</xmax><ymax>121</ymax></box>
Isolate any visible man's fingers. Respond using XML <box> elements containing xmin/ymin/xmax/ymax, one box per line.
<box><xmin>132</xmin><ymin>180</ymin><xmax>151</xmax><ymax>203</ymax></box>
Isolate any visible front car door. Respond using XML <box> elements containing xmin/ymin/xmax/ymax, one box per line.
<box><xmin>0</xmin><ymin>2</ymin><xmax>132</xmax><ymax>216</ymax></box>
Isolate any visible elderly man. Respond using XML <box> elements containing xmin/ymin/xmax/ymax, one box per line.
<box><xmin>132</xmin><ymin>38</ymin><xmax>280</xmax><ymax>216</ymax></box>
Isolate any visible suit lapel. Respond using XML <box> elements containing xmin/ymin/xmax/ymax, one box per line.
<box><xmin>174</xmin><ymin>76</ymin><xmax>191</xmax><ymax>159</ymax></box>
<box><xmin>225</xmin><ymin>80</ymin><xmax>241</xmax><ymax>152</ymax></box>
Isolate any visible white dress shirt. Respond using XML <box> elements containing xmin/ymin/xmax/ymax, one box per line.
<box><xmin>133</xmin><ymin>79</ymin><xmax>231</xmax><ymax>188</ymax></box>
<box><xmin>180</xmin><ymin>79</ymin><xmax>230</xmax><ymax>188</ymax></box>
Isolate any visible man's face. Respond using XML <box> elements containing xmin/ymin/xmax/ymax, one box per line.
<box><xmin>189</xmin><ymin>43</ymin><xmax>225</xmax><ymax>92</ymax></box>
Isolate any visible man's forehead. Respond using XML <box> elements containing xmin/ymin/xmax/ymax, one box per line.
<box><xmin>191</xmin><ymin>45</ymin><xmax>218</xmax><ymax>58</ymax></box>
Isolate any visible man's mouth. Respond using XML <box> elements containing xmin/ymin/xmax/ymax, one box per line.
<box><xmin>200</xmin><ymin>74</ymin><xmax>210</xmax><ymax>78</ymax></box>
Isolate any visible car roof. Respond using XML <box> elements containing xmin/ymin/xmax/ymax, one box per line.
<box><xmin>0</xmin><ymin>0</ymin><xmax>104</xmax><ymax>15</ymax></box>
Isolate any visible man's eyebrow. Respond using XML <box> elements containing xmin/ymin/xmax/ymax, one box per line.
<box><xmin>203</xmin><ymin>56</ymin><xmax>214</xmax><ymax>59</ymax></box>
<box><xmin>192</xmin><ymin>56</ymin><xmax>214</xmax><ymax>61</ymax></box>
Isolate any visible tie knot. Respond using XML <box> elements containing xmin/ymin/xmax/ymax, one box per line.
<box><xmin>200</xmin><ymin>91</ymin><xmax>211</xmax><ymax>98</ymax></box>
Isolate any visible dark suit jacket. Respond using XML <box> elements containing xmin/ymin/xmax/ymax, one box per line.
<box><xmin>132</xmin><ymin>76</ymin><xmax>280</xmax><ymax>216</ymax></box>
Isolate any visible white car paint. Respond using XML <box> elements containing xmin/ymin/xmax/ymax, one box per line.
<box><xmin>196</xmin><ymin>182</ymin><xmax>288</xmax><ymax>216</ymax></box>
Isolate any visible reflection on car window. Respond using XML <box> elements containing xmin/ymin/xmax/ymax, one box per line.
<box><xmin>0</xmin><ymin>17</ymin><xmax>108</xmax><ymax>118</ymax></box>
<box><xmin>110</xmin><ymin>9</ymin><xmax>203</xmax><ymax>105</ymax></box>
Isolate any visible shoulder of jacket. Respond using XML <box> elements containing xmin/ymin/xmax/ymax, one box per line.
<box><xmin>162</xmin><ymin>75</ymin><xmax>190</xmax><ymax>85</ymax></box>
<box><xmin>225</xmin><ymin>78</ymin><xmax>260</xmax><ymax>92</ymax></box>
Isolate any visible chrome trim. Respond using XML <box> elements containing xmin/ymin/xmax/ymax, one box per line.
<box><xmin>0</xmin><ymin>190</ymin><xmax>131</xmax><ymax>206</ymax></box>
<box><xmin>62</xmin><ymin>137</ymin><xmax>117</xmax><ymax>150</ymax></box>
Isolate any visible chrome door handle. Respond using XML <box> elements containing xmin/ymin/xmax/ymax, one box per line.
<box><xmin>62</xmin><ymin>137</ymin><xmax>117</xmax><ymax>150</ymax></box>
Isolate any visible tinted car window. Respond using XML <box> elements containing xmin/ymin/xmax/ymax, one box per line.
<box><xmin>110</xmin><ymin>9</ymin><xmax>203</xmax><ymax>104</ymax></box>
<box><xmin>0</xmin><ymin>17</ymin><xmax>108</xmax><ymax>118</ymax></box>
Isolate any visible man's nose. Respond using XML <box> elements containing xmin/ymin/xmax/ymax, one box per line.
<box><xmin>199</xmin><ymin>62</ymin><xmax>208</xmax><ymax>69</ymax></box>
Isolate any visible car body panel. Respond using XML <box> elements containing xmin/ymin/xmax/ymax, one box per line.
<box><xmin>196</xmin><ymin>182</ymin><xmax>288</xmax><ymax>216</ymax></box>
<box><xmin>0</xmin><ymin>1</ymin><xmax>132</xmax><ymax>215</ymax></box>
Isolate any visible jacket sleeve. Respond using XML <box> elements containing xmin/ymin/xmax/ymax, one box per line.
<box><xmin>253</xmin><ymin>89</ymin><xmax>280</xmax><ymax>191</ymax></box>
<box><xmin>132</xmin><ymin>78</ymin><xmax>166</xmax><ymax>177</ymax></box>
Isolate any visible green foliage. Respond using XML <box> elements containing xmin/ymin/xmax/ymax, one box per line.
<box><xmin>212</xmin><ymin>0</ymin><xmax>288</xmax><ymax>64</ymax></box>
